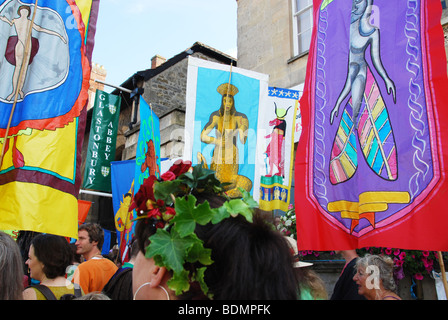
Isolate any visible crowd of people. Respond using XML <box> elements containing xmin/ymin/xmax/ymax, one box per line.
<box><xmin>0</xmin><ymin>214</ymin><xmax>402</xmax><ymax>300</ymax></box>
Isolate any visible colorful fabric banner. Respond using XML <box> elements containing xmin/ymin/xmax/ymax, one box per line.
<box><xmin>185</xmin><ymin>56</ymin><xmax>269</xmax><ymax>200</ymax></box>
<box><xmin>101</xmin><ymin>228</ymin><xmax>111</xmax><ymax>255</ymax></box>
<box><xmin>258</xmin><ymin>87</ymin><xmax>298</xmax><ymax>211</ymax></box>
<box><xmin>295</xmin><ymin>0</ymin><xmax>448</xmax><ymax>251</ymax></box>
<box><xmin>82</xmin><ymin>90</ymin><xmax>121</xmax><ymax>192</ymax></box>
<box><xmin>111</xmin><ymin>159</ymin><xmax>135</xmax><ymax>263</ymax></box>
<box><xmin>78</xmin><ymin>199</ymin><xmax>91</xmax><ymax>225</ymax></box>
<box><xmin>0</xmin><ymin>0</ymin><xmax>99</xmax><ymax>238</ymax></box>
<box><xmin>134</xmin><ymin>96</ymin><xmax>161</xmax><ymax>191</ymax></box>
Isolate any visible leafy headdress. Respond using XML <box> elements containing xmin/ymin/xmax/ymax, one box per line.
<box><xmin>129</xmin><ymin>160</ymin><xmax>257</xmax><ymax>298</ymax></box>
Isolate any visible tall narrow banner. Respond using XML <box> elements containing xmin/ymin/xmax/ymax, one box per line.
<box><xmin>185</xmin><ymin>56</ymin><xmax>269</xmax><ymax>200</ymax></box>
<box><xmin>111</xmin><ymin>159</ymin><xmax>135</xmax><ymax>263</ymax></box>
<box><xmin>134</xmin><ymin>96</ymin><xmax>161</xmax><ymax>196</ymax></box>
<box><xmin>258</xmin><ymin>87</ymin><xmax>298</xmax><ymax>212</ymax></box>
<box><xmin>0</xmin><ymin>0</ymin><xmax>99</xmax><ymax>238</ymax></box>
<box><xmin>82</xmin><ymin>90</ymin><xmax>121</xmax><ymax>192</ymax></box>
<box><xmin>295</xmin><ymin>0</ymin><xmax>448</xmax><ymax>251</ymax></box>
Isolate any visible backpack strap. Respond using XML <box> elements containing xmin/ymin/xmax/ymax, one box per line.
<box><xmin>32</xmin><ymin>284</ymin><xmax>57</xmax><ymax>300</ymax></box>
<box><xmin>73</xmin><ymin>284</ymin><xmax>82</xmax><ymax>298</ymax></box>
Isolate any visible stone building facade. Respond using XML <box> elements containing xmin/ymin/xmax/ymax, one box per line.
<box><xmin>235</xmin><ymin>0</ymin><xmax>448</xmax><ymax>300</ymax></box>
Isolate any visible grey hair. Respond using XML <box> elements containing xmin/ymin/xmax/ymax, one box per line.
<box><xmin>356</xmin><ymin>254</ymin><xmax>397</xmax><ymax>293</ymax></box>
<box><xmin>0</xmin><ymin>232</ymin><xmax>24</xmax><ymax>299</ymax></box>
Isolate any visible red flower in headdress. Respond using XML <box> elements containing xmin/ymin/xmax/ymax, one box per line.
<box><xmin>129</xmin><ymin>175</ymin><xmax>158</xmax><ymax>214</ymax></box>
<box><xmin>168</xmin><ymin>159</ymin><xmax>192</xmax><ymax>177</ymax></box>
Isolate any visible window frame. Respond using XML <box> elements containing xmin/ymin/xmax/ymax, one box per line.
<box><xmin>291</xmin><ymin>0</ymin><xmax>313</xmax><ymax>57</ymax></box>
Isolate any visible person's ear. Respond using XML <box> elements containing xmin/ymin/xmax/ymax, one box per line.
<box><xmin>149</xmin><ymin>265</ymin><xmax>167</xmax><ymax>288</ymax></box>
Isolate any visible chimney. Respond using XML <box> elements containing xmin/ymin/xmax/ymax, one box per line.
<box><xmin>151</xmin><ymin>55</ymin><xmax>166</xmax><ymax>69</ymax></box>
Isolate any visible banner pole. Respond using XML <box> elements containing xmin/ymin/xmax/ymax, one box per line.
<box><xmin>94</xmin><ymin>79</ymin><xmax>132</xmax><ymax>93</ymax></box>
<box><xmin>437</xmin><ymin>251</ymin><xmax>448</xmax><ymax>299</ymax></box>
<box><xmin>0</xmin><ymin>0</ymin><xmax>39</xmax><ymax>167</ymax></box>
<box><xmin>79</xmin><ymin>189</ymin><xmax>112</xmax><ymax>198</ymax></box>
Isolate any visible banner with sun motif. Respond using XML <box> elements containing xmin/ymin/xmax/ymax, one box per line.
<box><xmin>0</xmin><ymin>0</ymin><xmax>99</xmax><ymax>238</ymax></box>
<box><xmin>184</xmin><ymin>56</ymin><xmax>269</xmax><ymax>200</ymax></box>
<box><xmin>259</xmin><ymin>87</ymin><xmax>298</xmax><ymax>212</ymax></box>
<box><xmin>295</xmin><ymin>0</ymin><xmax>448</xmax><ymax>251</ymax></box>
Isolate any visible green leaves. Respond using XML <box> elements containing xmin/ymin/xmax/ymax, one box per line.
<box><xmin>145</xmin><ymin>167</ymin><xmax>258</xmax><ymax>298</ymax></box>
<box><xmin>172</xmin><ymin>196</ymin><xmax>214</xmax><ymax>237</ymax></box>
<box><xmin>179</xmin><ymin>163</ymin><xmax>228</xmax><ymax>194</ymax></box>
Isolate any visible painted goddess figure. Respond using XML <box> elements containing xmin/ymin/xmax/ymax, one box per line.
<box><xmin>329</xmin><ymin>0</ymin><xmax>398</xmax><ymax>185</ymax></box>
<box><xmin>199</xmin><ymin>83</ymin><xmax>252</xmax><ymax>198</ymax></box>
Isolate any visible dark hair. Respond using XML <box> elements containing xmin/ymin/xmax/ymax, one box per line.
<box><xmin>134</xmin><ymin>219</ymin><xmax>159</xmax><ymax>255</ymax></box>
<box><xmin>78</xmin><ymin>223</ymin><xmax>104</xmax><ymax>250</ymax></box>
<box><xmin>195</xmin><ymin>211</ymin><xmax>298</xmax><ymax>300</ymax></box>
<box><xmin>134</xmin><ymin>193</ymin><xmax>299</xmax><ymax>300</ymax></box>
<box><xmin>31</xmin><ymin>234</ymin><xmax>72</xmax><ymax>279</ymax></box>
<box><xmin>191</xmin><ymin>193</ymin><xmax>298</xmax><ymax>300</ymax></box>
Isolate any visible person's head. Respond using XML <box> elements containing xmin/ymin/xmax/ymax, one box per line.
<box><xmin>69</xmin><ymin>243</ymin><xmax>82</xmax><ymax>264</ymax></box>
<box><xmin>0</xmin><ymin>232</ymin><xmax>24</xmax><ymax>300</ymax></box>
<box><xmin>76</xmin><ymin>223</ymin><xmax>104</xmax><ymax>259</ymax></box>
<box><xmin>26</xmin><ymin>234</ymin><xmax>72</xmax><ymax>281</ymax></box>
<box><xmin>133</xmin><ymin>192</ymin><xmax>298</xmax><ymax>300</ymax></box>
<box><xmin>353</xmin><ymin>254</ymin><xmax>397</xmax><ymax>300</ymax></box>
<box><xmin>195</xmin><ymin>208</ymin><xmax>298</xmax><ymax>300</ymax></box>
<box><xmin>75</xmin><ymin>292</ymin><xmax>111</xmax><ymax>300</ymax></box>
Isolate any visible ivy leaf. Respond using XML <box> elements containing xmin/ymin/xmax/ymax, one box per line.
<box><xmin>179</xmin><ymin>163</ymin><xmax>224</xmax><ymax>192</ymax></box>
<box><xmin>239</xmin><ymin>187</ymin><xmax>259</xmax><ymax>209</ymax></box>
<box><xmin>153</xmin><ymin>179</ymin><xmax>181</xmax><ymax>205</ymax></box>
<box><xmin>146</xmin><ymin>228</ymin><xmax>196</xmax><ymax>273</ymax></box>
<box><xmin>192</xmin><ymin>267</ymin><xmax>211</xmax><ymax>298</ymax></box>
<box><xmin>211</xmin><ymin>205</ymin><xmax>230</xmax><ymax>224</ymax></box>
<box><xmin>172</xmin><ymin>195</ymin><xmax>214</xmax><ymax>237</ymax></box>
<box><xmin>224</xmin><ymin>199</ymin><xmax>253</xmax><ymax>223</ymax></box>
<box><xmin>167</xmin><ymin>269</ymin><xmax>190</xmax><ymax>296</ymax></box>
<box><xmin>187</xmin><ymin>239</ymin><xmax>213</xmax><ymax>266</ymax></box>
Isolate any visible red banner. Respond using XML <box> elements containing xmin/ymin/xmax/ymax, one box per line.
<box><xmin>295</xmin><ymin>0</ymin><xmax>448</xmax><ymax>251</ymax></box>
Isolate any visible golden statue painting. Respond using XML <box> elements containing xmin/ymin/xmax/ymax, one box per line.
<box><xmin>198</xmin><ymin>83</ymin><xmax>252</xmax><ymax>198</ymax></box>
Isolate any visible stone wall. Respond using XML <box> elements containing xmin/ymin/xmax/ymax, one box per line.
<box><xmin>237</xmin><ymin>0</ymin><xmax>308</xmax><ymax>89</ymax></box>
<box><xmin>123</xmin><ymin>52</ymin><xmax>232</xmax><ymax>160</ymax></box>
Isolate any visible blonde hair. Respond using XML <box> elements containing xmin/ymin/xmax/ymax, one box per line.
<box><xmin>296</xmin><ymin>268</ymin><xmax>328</xmax><ymax>300</ymax></box>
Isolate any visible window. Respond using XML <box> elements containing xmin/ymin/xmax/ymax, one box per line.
<box><xmin>292</xmin><ymin>0</ymin><xmax>313</xmax><ymax>57</ymax></box>
<box><xmin>442</xmin><ymin>0</ymin><xmax>447</xmax><ymax>9</ymax></box>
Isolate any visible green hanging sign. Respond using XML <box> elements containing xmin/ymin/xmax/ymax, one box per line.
<box><xmin>82</xmin><ymin>90</ymin><xmax>121</xmax><ymax>192</ymax></box>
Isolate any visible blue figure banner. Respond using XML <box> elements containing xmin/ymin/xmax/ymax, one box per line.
<box><xmin>185</xmin><ymin>56</ymin><xmax>269</xmax><ymax>200</ymax></box>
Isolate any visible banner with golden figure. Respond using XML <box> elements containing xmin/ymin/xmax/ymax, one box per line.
<box><xmin>0</xmin><ymin>0</ymin><xmax>100</xmax><ymax>238</ymax></box>
<box><xmin>295</xmin><ymin>0</ymin><xmax>448</xmax><ymax>251</ymax></box>
<box><xmin>185</xmin><ymin>56</ymin><xmax>268</xmax><ymax>200</ymax></box>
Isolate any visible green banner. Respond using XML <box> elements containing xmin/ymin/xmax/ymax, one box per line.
<box><xmin>82</xmin><ymin>90</ymin><xmax>121</xmax><ymax>192</ymax></box>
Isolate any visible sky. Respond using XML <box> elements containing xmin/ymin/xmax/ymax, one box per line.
<box><xmin>91</xmin><ymin>0</ymin><xmax>238</xmax><ymax>92</ymax></box>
